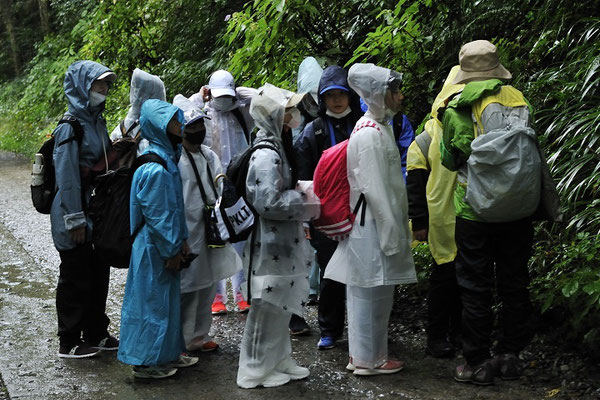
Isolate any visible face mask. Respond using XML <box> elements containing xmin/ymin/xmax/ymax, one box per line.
<box><xmin>285</xmin><ymin>108</ymin><xmax>302</xmax><ymax>129</ymax></box>
<box><xmin>211</xmin><ymin>96</ymin><xmax>238</xmax><ymax>112</ymax></box>
<box><xmin>326</xmin><ymin>107</ymin><xmax>351</xmax><ymax>119</ymax></box>
<box><xmin>89</xmin><ymin>91</ymin><xmax>106</xmax><ymax>107</ymax></box>
<box><xmin>184</xmin><ymin>129</ymin><xmax>206</xmax><ymax>145</ymax></box>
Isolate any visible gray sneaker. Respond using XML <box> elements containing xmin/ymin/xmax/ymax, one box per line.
<box><xmin>133</xmin><ymin>365</ymin><xmax>178</xmax><ymax>379</ymax></box>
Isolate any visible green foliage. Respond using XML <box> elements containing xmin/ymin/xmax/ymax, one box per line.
<box><xmin>530</xmin><ymin>231</ymin><xmax>600</xmax><ymax>342</ymax></box>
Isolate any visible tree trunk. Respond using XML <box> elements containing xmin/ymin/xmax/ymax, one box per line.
<box><xmin>0</xmin><ymin>0</ymin><xmax>21</xmax><ymax>76</ymax></box>
<box><xmin>38</xmin><ymin>0</ymin><xmax>50</xmax><ymax>35</ymax></box>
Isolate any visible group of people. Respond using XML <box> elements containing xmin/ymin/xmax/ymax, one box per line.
<box><xmin>47</xmin><ymin>39</ymin><xmax>556</xmax><ymax>388</ymax></box>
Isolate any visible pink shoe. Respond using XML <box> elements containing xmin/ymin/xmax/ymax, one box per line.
<box><xmin>353</xmin><ymin>359</ymin><xmax>405</xmax><ymax>376</ymax></box>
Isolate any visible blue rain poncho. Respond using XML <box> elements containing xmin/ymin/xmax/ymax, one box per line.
<box><xmin>50</xmin><ymin>60</ymin><xmax>114</xmax><ymax>251</ymax></box>
<box><xmin>117</xmin><ymin>99</ymin><xmax>188</xmax><ymax>366</ymax></box>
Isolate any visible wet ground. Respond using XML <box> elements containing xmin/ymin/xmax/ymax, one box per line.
<box><xmin>0</xmin><ymin>152</ymin><xmax>597</xmax><ymax>399</ymax></box>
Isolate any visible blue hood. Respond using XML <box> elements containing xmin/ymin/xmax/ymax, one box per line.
<box><xmin>64</xmin><ymin>60</ymin><xmax>114</xmax><ymax>122</ymax></box>
<box><xmin>317</xmin><ymin>66</ymin><xmax>362</xmax><ymax>118</ymax></box>
<box><xmin>139</xmin><ymin>99</ymin><xmax>184</xmax><ymax>156</ymax></box>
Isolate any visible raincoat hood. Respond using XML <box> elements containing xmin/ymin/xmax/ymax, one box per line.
<box><xmin>172</xmin><ymin>94</ymin><xmax>206</xmax><ymax>124</ymax></box>
<box><xmin>297</xmin><ymin>57</ymin><xmax>323</xmax><ymax>104</ymax></box>
<box><xmin>348</xmin><ymin>63</ymin><xmax>392</xmax><ymax>122</ymax></box>
<box><xmin>126</xmin><ymin>68</ymin><xmax>166</xmax><ymax>125</ymax></box>
<box><xmin>64</xmin><ymin>60</ymin><xmax>115</xmax><ymax>121</ymax></box>
<box><xmin>139</xmin><ymin>99</ymin><xmax>184</xmax><ymax>155</ymax></box>
<box><xmin>250</xmin><ymin>83</ymin><xmax>295</xmax><ymax>140</ymax></box>
<box><xmin>431</xmin><ymin>65</ymin><xmax>464</xmax><ymax>121</ymax></box>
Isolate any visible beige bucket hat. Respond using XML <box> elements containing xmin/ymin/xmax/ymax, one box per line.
<box><xmin>453</xmin><ymin>40</ymin><xmax>512</xmax><ymax>84</ymax></box>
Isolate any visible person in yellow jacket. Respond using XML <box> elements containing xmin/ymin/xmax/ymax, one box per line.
<box><xmin>406</xmin><ymin>66</ymin><xmax>464</xmax><ymax>358</ymax></box>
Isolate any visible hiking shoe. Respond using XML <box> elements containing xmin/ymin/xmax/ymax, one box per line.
<box><xmin>211</xmin><ymin>301</ymin><xmax>228</xmax><ymax>315</ymax></box>
<box><xmin>276</xmin><ymin>357</ymin><xmax>310</xmax><ymax>380</ymax></box>
<box><xmin>289</xmin><ymin>315</ymin><xmax>311</xmax><ymax>336</ymax></box>
<box><xmin>426</xmin><ymin>338</ymin><xmax>454</xmax><ymax>358</ymax></box>
<box><xmin>454</xmin><ymin>360</ymin><xmax>495</xmax><ymax>385</ymax></box>
<box><xmin>317</xmin><ymin>336</ymin><xmax>336</xmax><ymax>350</ymax></box>
<box><xmin>353</xmin><ymin>360</ymin><xmax>405</xmax><ymax>376</ymax></box>
<box><xmin>236</xmin><ymin>300</ymin><xmax>250</xmax><ymax>313</ymax></box>
<box><xmin>133</xmin><ymin>365</ymin><xmax>178</xmax><ymax>379</ymax></box>
<box><xmin>307</xmin><ymin>294</ymin><xmax>319</xmax><ymax>306</ymax></box>
<box><xmin>491</xmin><ymin>353</ymin><xmax>521</xmax><ymax>380</ymax></box>
<box><xmin>89</xmin><ymin>335</ymin><xmax>119</xmax><ymax>351</ymax></box>
<box><xmin>58</xmin><ymin>342</ymin><xmax>100</xmax><ymax>359</ymax></box>
<box><xmin>168</xmin><ymin>354</ymin><xmax>199</xmax><ymax>368</ymax></box>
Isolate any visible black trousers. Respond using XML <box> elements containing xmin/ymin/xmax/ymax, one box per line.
<box><xmin>56</xmin><ymin>243</ymin><xmax>110</xmax><ymax>347</ymax></box>
<box><xmin>426</xmin><ymin>261</ymin><xmax>462</xmax><ymax>341</ymax></box>
<box><xmin>314</xmin><ymin>233</ymin><xmax>346</xmax><ymax>338</ymax></box>
<box><xmin>455</xmin><ymin>217</ymin><xmax>534</xmax><ymax>365</ymax></box>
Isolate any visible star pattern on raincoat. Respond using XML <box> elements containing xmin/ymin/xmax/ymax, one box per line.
<box><xmin>272</xmin><ymin>255</ymin><xmax>280</xmax><ymax>262</ymax></box>
<box><xmin>294</xmin><ymin>238</ymin><xmax>300</xmax><ymax>244</ymax></box>
<box><xmin>255</xmin><ymin>178</ymin><xmax>261</xmax><ymax>185</ymax></box>
<box><xmin>264</xmin><ymin>206</ymin><xmax>270</xmax><ymax>212</ymax></box>
<box><xmin>266</xmin><ymin>285</ymin><xmax>273</xmax><ymax>293</ymax></box>
<box><xmin>274</xmin><ymin>158</ymin><xmax>281</xmax><ymax>165</ymax></box>
<box><xmin>291</xmin><ymin>265</ymin><xmax>296</xmax><ymax>271</ymax></box>
<box><xmin>283</xmin><ymin>305</ymin><xmax>288</xmax><ymax>311</ymax></box>
<box><xmin>306</xmin><ymin>261</ymin><xmax>312</xmax><ymax>267</ymax></box>
<box><xmin>290</xmin><ymin>280</ymin><xmax>294</xmax><ymax>287</ymax></box>
<box><xmin>270</xmin><ymin>226</ymin><xmax>278</xmax><ymax>233</ymax></box>
<box><xmin>301</xmin><ymin>301</ymin><xmax>306</xmax><ymax>308</ymax></box>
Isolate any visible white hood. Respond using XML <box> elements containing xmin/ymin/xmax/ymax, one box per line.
<box><xmin>125</xmin><ymin>68</ymin><xmax>166</xmax><ymax>128</ymax></box>
<box><xmin>173</xmin><ymin>94</ymin><xmax>204</xmax><ymax>124</ymax></box>
<box><xmin>250</xmin><ymin>83</ymin><xmax>295</xmax><ymax>140</ymax></box>
<box><xmin>348</xmin><ymin>63</ymin><xmax>391</xmax><ymax>123</ymax></box>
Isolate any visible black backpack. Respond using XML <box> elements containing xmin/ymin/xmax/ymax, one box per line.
<box><xmin>88</xmin><ymin>153</ymin><xmax>167</xmax><ymax>268</ymax></box>
<box><xmin>31</xmin><ymin>116</ymin><xmax>84</xmax><ymax>214</ymax></box>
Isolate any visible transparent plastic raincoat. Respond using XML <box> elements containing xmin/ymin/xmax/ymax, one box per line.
<box><xmin>204</xmin><ymin>87</ymin><xmax>256</xmax><ymax>170</ymax></box>
<box><xmin>110</xmin><ymin>68</ymin><xmax>166</xmax><ymax>155</ymax></box>
<box><xmin>117</xmin><ymin>99</ymin><xmax>188</xmax><ymax>366</ymax></box>
<box><xmin>324</xmin><ymin>63</ymin><xmax>416</xmax><ymax>287</ymax></box>
<box><xmin>50</xmin><ymin>60</ymin><xmax>113</xmax><ymax>251</ymax></box>
<box><xmin>292</xmin><ymin>56</ymin><xmax>323</xmax><ymax>142</ymax></box>
<box><xmin>173</xmin><ymin>94</ymin><xmax>242</xmax><ymax>294</ymax></box>
<box><xmin>406</xmin><ymin>66</ymin><xmax>464</xmax><ymax>264</ymax></box>
<box><xmin>237</xmin><ymin>84</ymin><xmax>320</xmax><ymax>388</ymax></box>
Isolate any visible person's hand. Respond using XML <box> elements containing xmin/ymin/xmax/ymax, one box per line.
<box><xmin>165</xmin><ymin>253</ymin><xmax>184</xmax><ymax>272</ymax></box>
<box><xmin>304</xmin><ymin>227</ymin><xmax>312</xmax><ymax>240</ymax></box>
<box><xmin>182</xmin><ymin>241</ymin><xmax>191</xmax><ymax>256</ymax></box>
<box><xmin>69</xmin><ymin>226</ymin><xmax>86</xmax><ymax>244</ymax></box>
<box><xmin>413</xmin><ymin>228</ymin><xmax>428</xmax><ymax>242</ymax></box>
<box><xmin>201</xmin><ymin>86</ymin><xmax>211</xmax><ymax>103</ymax></box>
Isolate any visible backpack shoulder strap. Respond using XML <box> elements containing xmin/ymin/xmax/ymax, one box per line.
<box><xmin>414</xmin><ymin>131</ymin><xmax>432</xmax><ymax>167</ymax></box>
<box><xmin>57</xmin><ymin>116</ymin><xmax>84</xmax><ymax>147</ymax></box>
<box><xmin>132</xmin><ymin>153</ymin><xmax>167</xmax><ymax>174</ymax></box>
<box><xmin>231</xmin><ymin>107</ymin><xmax>250</xmax><ymax>144</ymax></box>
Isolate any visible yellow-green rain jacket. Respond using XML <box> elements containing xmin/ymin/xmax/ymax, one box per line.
<box><xmin>440</xmin><ymin>80</ymin><xmax>530</xmax><ymax>221</ymax></box>
<box><xmin>406</xmin><ymin>66</ymin><xmax>464</xmax><ymax>265</ymax></box>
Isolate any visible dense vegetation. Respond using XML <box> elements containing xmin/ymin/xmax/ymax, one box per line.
<box><xmin>0</xmin><ymin>0</ymin><xmax>599</xmax><ymax>348</ymax></box>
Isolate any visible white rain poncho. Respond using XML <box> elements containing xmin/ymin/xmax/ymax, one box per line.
<box><xmin>110</xmin><ymin>68</ymin><xmax>166</xmax><ymax>155</ymax></box>
<box><xmin>204</xmin><ymin>87</ymin><xmax>257</xmax><ymax>170</ymax></box>
<box><xmin>237</xmin><ymin>83</ymin><xmax>320</xmax><ymax>389</ymax></box>
<box><xmin>324</xmin><ymin>63</ymin><xmax>416</xmax><ymax>287</ymax></box>
<box><xmin>292</xmin><ymin>57</ymin><xmax>323</xmax><ymax>142</ymax></box>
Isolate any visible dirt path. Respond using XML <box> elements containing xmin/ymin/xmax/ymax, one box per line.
<box><xmin>0</xmin><ymin>152</ymin><xmax>594</xmax><ymax>399</ymax></box>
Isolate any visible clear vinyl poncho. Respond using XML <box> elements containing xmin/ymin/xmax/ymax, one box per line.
<box><xmin>243</xmin><ymin>83</ymin><xmax>321</xmax><ymax>313</ymax></box>
<box><xmin>237</xmin><ymin>84</ymin><xmax>320</xmax><ymax>388</ymax></box>
<box><xmin>110</xmin><ymin>68</ymin><xmax>166</xmax><ymax>155</ymax></box>
<box><xmin>204</xmin><ymin>87</ymin><xmax>256</xmax><ymax>170</ymax></box>
<box><xmin>325</xmin><ymin>63</ymin><xmax>416</xmax><ymax>287</ymax></box>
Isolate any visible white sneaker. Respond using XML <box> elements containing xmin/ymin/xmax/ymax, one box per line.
<box><xmin>276</xmin><ymin>357</ymin><xmax>310</xmax><ymax>380</ymax></box>
<box><xmin>168</xmin><ymin>354</ymin><xmax>199</xmax><ymax>368</ymax></box>
<box><xmin>262</xmin><ymin>370</ymin><xmax>292</xmax><ymax>387</ymax></box>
